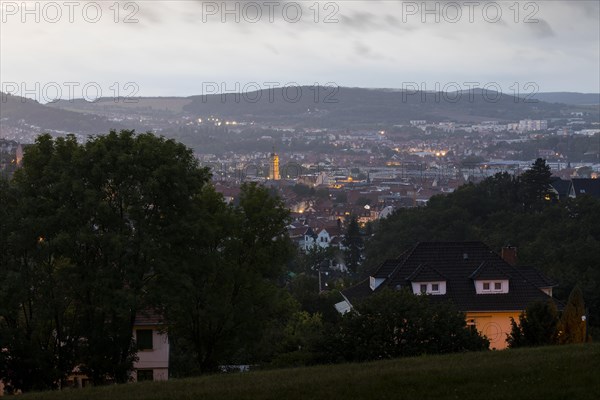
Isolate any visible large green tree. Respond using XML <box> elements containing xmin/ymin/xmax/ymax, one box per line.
<box><xmin>0</xmin><ymin>131</ymin><xmax>210</xmax><ymax>389</ymax></box>
<box><xmin>155</xmin><ymin>182</ymin><xmax>295</xmax><ymax>374</ymax></box>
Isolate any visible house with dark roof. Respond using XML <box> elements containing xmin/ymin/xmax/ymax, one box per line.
<box><xmin>549</xmin><ymin>177</ymin><xmax>572</xmax><ymax>201</ymax></box>
<box><xmin>335</xmin><ymin>242</ymin><xmax>559</xmax><ymax>349</ymax></box>
<box><xmin>569</xmin><ymin>178</ymin><xmax>600</xmax><ymax>199</ymax></box>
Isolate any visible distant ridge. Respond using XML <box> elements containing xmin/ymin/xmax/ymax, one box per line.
<box><xmin>519</xmin><ymin>92</ymin><xmax>600</xmax><ymax>106</ymax></box>
<box><xmin>1</xmin><ymin>92</ymin><xmax>123</xmax><ymax>135</ymax></box>
<box><xmin>180</xmin><ymin>87</ymin><xmax>577</xmax><ymax>126</ymax></box>
<box><xmin>6</xmin><ymin>87</ymin><xmax>599</xmax><ymax>135</ymax></box>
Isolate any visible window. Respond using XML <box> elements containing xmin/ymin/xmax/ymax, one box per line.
<box><xmin>477</xmin><ymin>280</ymin><xmax>509</xmax><ymax>294</ymax></box>
<box><xmin>431</xmin><ymin>283</ymin><xmax>439</xmax><ymax>292</ymax></box>
<box><xmin>136</xmin><ymin>329</ymin><xmax>153</xmax><ymax>350</ymax></box>
<box><xmin>137</xmin><ymin>369</ymin><xmax>154</xmax><ymax>382</ymax></box>
<box><xmin>420</xmin><ymin>284</ymin><xmax>427</xmax><ymax>294</ymax></box>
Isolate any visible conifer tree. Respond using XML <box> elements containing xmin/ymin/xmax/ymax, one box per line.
<box><xmin>558</xmin><ymin>286</ymin><xmax>587</xmax><ymax>344</ymax></box>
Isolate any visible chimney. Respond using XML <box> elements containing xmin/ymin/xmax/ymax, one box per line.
<box><xmin>501</xmin><ymin>246</ymin><xmax>518</xmax><ymax>266</ymax></box>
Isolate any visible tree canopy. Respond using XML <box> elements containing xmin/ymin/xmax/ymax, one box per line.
<box><xmin>321</xmin><ymin>290</ymin><xmax>489</xmax><ymax>362</ymax></box>
<box><xmin>0</xmin><ymin>131</ymin><xmax>294</xmax><ymax>391</ymax></box>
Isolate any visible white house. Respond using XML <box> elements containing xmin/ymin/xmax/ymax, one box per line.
<box><xmin>132</xmin><ymin>313</ymin><xmax>169</xmax><ymax>382</ymax></box>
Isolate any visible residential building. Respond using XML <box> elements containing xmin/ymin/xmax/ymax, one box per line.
<box><xmin>132</xmin><ymin>312</ymin><xmax>170</xmax><ymax>382</ymax></box>
<box><xmin>569</xmin><ymin>178</ymin><xmax>600</xmax><ymax>199</ymax></box>
<box><xmin>335</xmin><ymin>242</ymin><xmax>559</xmax><ymax>350</ymax></box>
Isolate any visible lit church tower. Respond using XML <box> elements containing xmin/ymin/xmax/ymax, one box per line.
<box><xmin>15</xmin><ymin>143</ymin><xmax>23</xmax><ymax>166</ymax></box>
<box><xmin>270</xmin><ymin>146</ymin><xmax>280</xmax><ymax>180</ymax></box>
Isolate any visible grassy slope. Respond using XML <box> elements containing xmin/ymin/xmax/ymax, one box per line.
<box><xmin>23</xmin><ymin>344</ymin><xmax>600</xmax><ymax>400</ymax></box>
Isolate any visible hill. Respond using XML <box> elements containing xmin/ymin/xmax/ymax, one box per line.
<box><xmin>50</xmin><ymin>97</ymin><xmax>193</xmax><ymax>116</ymax></box>
<box><xmin>0</xmin><ymin>93</ymin><xmax>123</xmax><ymax>135</ymax></box>
<box><xmin>523</xmin><ymin>92</ymin><xmax>600</xmax><ymax>106</ymax></box>
<box><xmin>181</xmin><ymin>87</ymin><xmax>571</xmax><ymax>126</ymax></box>
<box><xmin>21</xmin><ymin>344</ymin><xmax>600</xmax><ymax>400</ymax></box>
<box><xmin>46</xmin><ymin>88</ymin><xmax>598</xmax><ymax>129</ymax></box>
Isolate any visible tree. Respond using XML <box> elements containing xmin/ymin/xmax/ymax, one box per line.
<box><xmin>267</xmin><ymin>311</ymin><xmax>325</xmax><ymax>368</ymax></box>
<box><xmin>343</xmin><ymin>217</ymin><xmax>363</xmax><ymax>273</ymax></box>
<box><xmin>155</xmin><ymin>183</ymin><xmax>295</xmax><ymax>374</ymax></box>
<box><xmin>520</xmin><ymin>158</ymin><xmax>553</xmax><ymax>210</ymax></box>
<box><xmin>507</xmin><ymin>300</ymin><xmax>560</xmax><ymax>348</ymax></box>
<box><xmin>0</xmin><ymin>131</ymin><xmax>210</xmax><ymax>389</ymax></box>
<box><xmin>558</xmin><ymin>286</ymin><xmax>587</xmax><ymax>344</ymax></box>
<box><xmin>325</xmin><ymin>290</ymin><xmax>488</xmax><ymax>362</ymax></box>
<box><xmin>295</xmin><ymin>245</ymin><xmax>337</xmax><ymax>274</ymax></box>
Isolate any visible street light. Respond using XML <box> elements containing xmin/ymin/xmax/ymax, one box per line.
<box><xmin>582</xmin><ymin>313</ymin><xmax>588</xmax><ymax>342</ymax></box>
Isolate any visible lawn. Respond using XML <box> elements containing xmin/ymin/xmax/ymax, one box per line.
<box><xmin>22</xmin><ymin>344</ymin><xmax>600</xmax><ymax>400</ymax></box>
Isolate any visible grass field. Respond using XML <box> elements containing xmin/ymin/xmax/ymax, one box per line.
<box><xmin>22</xmin><ymin>344</ymin><xmax>600</xmax><ymax>400</ymax></box>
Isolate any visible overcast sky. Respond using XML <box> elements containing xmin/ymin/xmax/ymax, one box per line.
<box><xmin>1</xmin><ymin>0</ymin><xmax>599</xmax><ymax>100</ymax></box>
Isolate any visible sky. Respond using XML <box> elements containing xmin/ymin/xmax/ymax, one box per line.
<box><xmin>1</xmin><ymin>0</ymin><xmax>599</xmax><ymax>100</ymax></box>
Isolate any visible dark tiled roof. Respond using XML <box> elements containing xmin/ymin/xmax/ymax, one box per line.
<box><xmin>406</xmin><ymin>263</ymin><xmax>446</xmax><ymax>282</ymax></box>
<box><xmin>135</xmin><ymin>309</ymin><xmax>165</xmax><ymax>326</ymax></box>
<box><xmin>469</xmin><ymin>261</ymin><xmax>511</xmax><ymax>280</ymax></box>
<box><xmin>370</xmin><ymin>248</ymin><xmax>411</xmax><ymax>278</ymax></box>
<box><xmin>342</xmin><ymin>278</ymin><xmax>372</xmax><ymax>304</ymax></box>
<box><xmin>550</xmin><ymin>177</ymin><xmax>571</xmax><ymax>198</ymax></box>
<box><xmin>517</xmin><ymin>266</ymin><xmax>558</xmax><ymax>288</ymax></box>
<box><xmin>571</xmin><ymin>179</ymin><xmax>600</xmax><ymax>199</ymax></box>
<box><xmin>342</xmin><ymin>242</ymin><xmax>560</xmax><ymax>312</ymax></box>
<box><xmin>372</xmin><ymin>259</ymin><xmax>401</xmax><ymax>279</ymax></box>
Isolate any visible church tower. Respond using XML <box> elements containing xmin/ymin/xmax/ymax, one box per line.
<box><xmin>15</xmin><ymin>143</ymin><xmax>23</xmax><ymax>166</ymax></box>
<box><xmin>269</xmin><ymin>146</ymin><xmax>280</xmax><ymax>180</ymax></box>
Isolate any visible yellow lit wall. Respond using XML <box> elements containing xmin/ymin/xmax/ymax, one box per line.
<box><xmin>466</xmin><ymin>311</ymin><xmax>521</xmax><ymax>350</ymax></box>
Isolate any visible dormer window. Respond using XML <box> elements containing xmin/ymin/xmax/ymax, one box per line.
<box><xmin>412</xmin><ymin>281</ymin><xmax>446</xmax><ymax>295</ymax></box>
<box><xmin>475</xmin><ymin>280</ymin><xmax>509</xmax><ymax>294</ymax></box>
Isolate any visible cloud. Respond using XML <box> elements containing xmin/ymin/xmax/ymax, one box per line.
<box><xmin>354</xmin><ymin>40</ymin><xmax>372</xmax><ymax>56</ymax></box>
<box><xmin>528</xmin><ymin>18</ymin><xmax>555</xmax><ymax>39</ymax></box>
<box><xmin>265</xmin><ymin>43</ymin><xmax>280</xmax><ymax>55</ymax></box>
